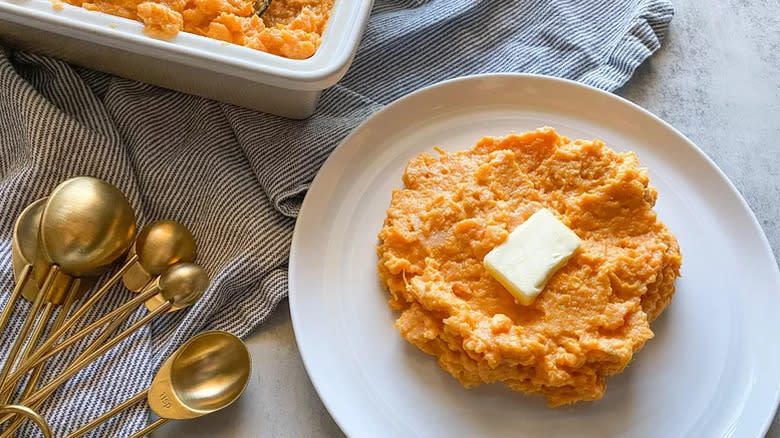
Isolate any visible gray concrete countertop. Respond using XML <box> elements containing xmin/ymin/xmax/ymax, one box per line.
<box><xmin>154</xmin><ymin>1</ymin><xmax>780</xmax><ymax>437</ymax></box>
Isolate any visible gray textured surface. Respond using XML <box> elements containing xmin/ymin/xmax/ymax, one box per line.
<box><xmin>154</xmin><ymin>0</ymin><xmax>780</xmax><ymax>437</ymax></box>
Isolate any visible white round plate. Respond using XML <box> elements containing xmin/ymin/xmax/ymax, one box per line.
<box><xmin>289</xmin><ymin>74</ymin><xmax>780</xmax><ymax>438</ymax></box>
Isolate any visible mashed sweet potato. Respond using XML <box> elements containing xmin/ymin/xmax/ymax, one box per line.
<box><xmin>68</xmin><ymin>0</ymin><xmax>333</xmax><ymax>58</ymax></box>
<box><xmin>376</xmin><ymin>127</ymin><xmax>682</xmax><ymax>406</ymax></box>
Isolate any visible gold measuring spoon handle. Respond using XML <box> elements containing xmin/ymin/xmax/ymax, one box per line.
<box><xmin>0</xmin><ymin>405</ymin><xmax>52</xmax><ymax>438</ymax></box>
<box><xmin>0</xmin><ymin>266</ymin><xmax>59</xmax><ymax>403</ymax></box>
<box><xmin>0</xmin><ymin>302</ymin><xmax>171</xmax><ymax>437</ymax></box>
<box><xmin>17</xmin><ymin>301</ymin><xmax>172</xmax><ymax>410</ymax></box>
<box><xmin>18</xmin><ymin>303</ymin><xmax>57</xmax><ymax>363</ymax></box>
<box><xmin>22</xmin><ymin>254</ymin><xmax>139</xmax><ymax>367</ymax></box>
<box><xmin>73</xmin><ymin>280</ymin><xmax>156</xmax><ymax>362</ymax></box>
<box><xmin>127</xmin><ymin>418</ymin><xmax>168</xmax><ymax>438</ymax></box>
<box><xmin>1</xmin><ymin>301</ymin><xmax>60</xmax><ymax>404</ymax></box>
<box><xmin>19</xmin><ymin>281</ymin><xmax>82</xmax><ymax>401</ymax></box>
<box><xmin>66</xmin><ymin>389</ymin><xmax>148</xmax><ymax>438</ymax></box>
<box><xmin>77</xmin><ymin>307</ymin><xmax>135</xmax><ymax>360</ymax></box>
<box><xmin>0</xmin><ymin>265</ymin><xmax>32</xmax><ymax>339</ymax></box>
<box><xmin>2</xmin><ymin>307</ymin><xmax>140</xmax><ymax>437</ymax></box>
<box><xmin>1</xmin><ymin>279</ymin><xmax>157</xmax><ymax>395</ymax></box>
<box><xmin>32</xmin><ymin>284</ymin><xmax>159</xmax><ymax>366</ymax></box>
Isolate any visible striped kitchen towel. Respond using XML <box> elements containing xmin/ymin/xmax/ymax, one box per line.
<box><xmin>0</xmin><ymin>0</ymin><xmax>673</xmax><ymax>436</ymax></box>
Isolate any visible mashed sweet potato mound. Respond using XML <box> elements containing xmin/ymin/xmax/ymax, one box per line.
<box><xmin>377</xmin><ymin>127</ymin><xmax>682</xmax><ymax>407</ymax></box>
<box><xmin>68</xmin><ymin>0</ymin><xmax>333</xmax><ymax>58</ymax></box>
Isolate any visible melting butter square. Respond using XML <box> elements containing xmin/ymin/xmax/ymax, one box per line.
<box><xmin>483</xmin><ymin>208</ymin><xmax>582</xmax><ymax>305</ymax></box>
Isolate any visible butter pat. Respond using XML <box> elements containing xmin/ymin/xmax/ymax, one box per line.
<box><xmin>483</xmin><ymin>209</ymin><xmax>581</xmax><ymax>305</ymax></box>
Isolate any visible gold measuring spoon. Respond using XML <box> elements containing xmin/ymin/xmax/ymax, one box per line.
<box><xmin>9</xmin><ymin>198</ymin><xmax>97</xmax><ymax>402</ymax></box>
<box><xmin>66</xmin><ymin>331</ymin><xmax>250</xmax><ymax>438</ymax></box>
<box><xmin>16</xmin><ymin>219</ymin><xmax>193</xmax><ymax>378</ymax></box>
<box><xmin>0</xmin><ymin>263</ymin><xmax>208</xmax><ymax>437</ymax></box>
<box><xmin>0</xmin><ymin>262</ymin><xmax>207</xmax><ymax>438</ymax></box>
<box><xmin>17</xmin><ymin>218</ymin><xmax>196</xmax><ymax>401</ymax></box>
<box><xmin>80</xmin><ymin>220</ymin><xmax>197</xmax><ymax>358</ymax></box>
<box><xmin>0</xmin><ymin>177</ymin><xmax>136</xmax><ymax>403</ymax></box>
<box><xmin>122</xmin><ymin>220</ymin><xmax>196</xmax><ymax>310</ymax></box>
<box><xmin>10</xmin><ymin>199</ymin><xmax>45</xmax><ymax>305</ymax></box>
<box><xmin>0</xmin><ymin>178</ymin><xmax>137</xmax><ymax>386</ymax></box>
<box><xmin>18</xmin><ymin>199</ymin><xmax>95</xmax><ymax>303</ymax></box>
<box><xmin>0</xmin><ymin>200</ymin><xmax>41</xmax><ymax>348</ymax></box>
<box><xmin>0</xmin><ymin>262</ymin><xmax>207</xmax><ymax>399</ymax></box>
<box><xmin>2</xmin><ymin>263</ymin><xmax>209</xmax><ymax>423</ymax></box>
<box><xmin>0</xmin><ymin>198</ymin><xmax>83</xmax><ymax>351</ymax></box>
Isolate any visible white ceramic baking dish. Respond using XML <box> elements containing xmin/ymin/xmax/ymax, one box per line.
<box><xmin>0</xmin><ymin>0</ymin><xmax>373</xmax><ymax>118</ymax></box>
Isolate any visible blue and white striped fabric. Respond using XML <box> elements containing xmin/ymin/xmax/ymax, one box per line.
<box><xmin>0</xmin><ymin>0</ymin><xmax>673</xmax><ymax>435</ymax></box>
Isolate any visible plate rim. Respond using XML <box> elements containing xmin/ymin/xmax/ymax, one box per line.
<box><xmin>288</xmin><ymin>72</ymin><xmax>780</xmax><ymax>437</ymax></box>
